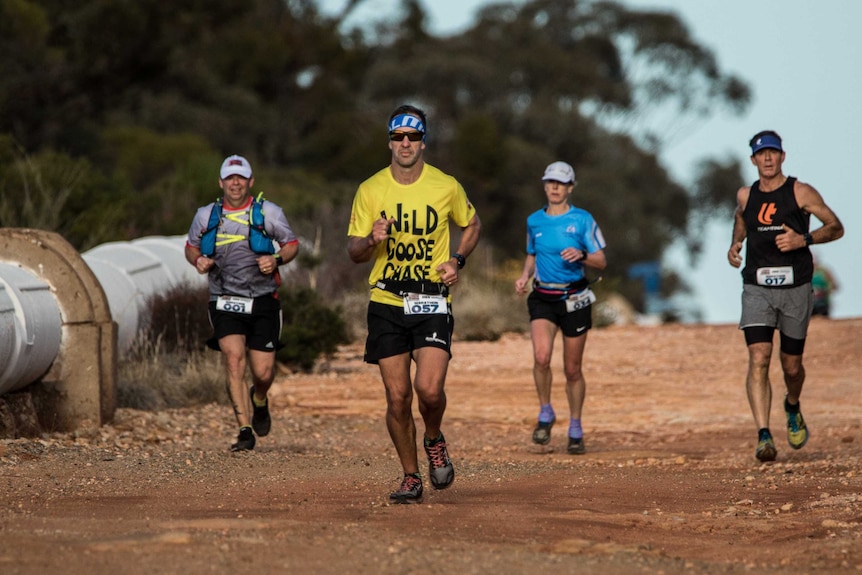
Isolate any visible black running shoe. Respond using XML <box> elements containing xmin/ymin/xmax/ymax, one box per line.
<box><xmin>424</xmin><ymin>433</ymin><xmax>455</xmax><ymax>489</ymax></box>
<box><xmin>250</xmin><ymin>386</ymin><xmax>271</xmax><ymax>437</ymax></box>
<box><xmin>389</xmin><ymin>473</ymin><xmax>423</xmax><ymax>504</ymax></box>
<box><xmin>230</xmin><ymin>426</ymin><xmax>255</xmax><ymax>452</ymax></box>
<box><xmin>532</xmin><ymin>418</ymin><xmax>555</xmax><ymax>445</ymax></box>
<box><xmin>567</xmin><ymin>437</ymin><xmax>586</xmax><ymax>455</ymax></box>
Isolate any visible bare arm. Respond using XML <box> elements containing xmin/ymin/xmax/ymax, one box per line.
<box><xmin>185</xmin><ymin>244</ymin><xmax>214</xmax><ymax>274</ymax></box>
<box><xmin>255</xmin><ymin>241</ymin><xmax>300</xmax><ymax>275</ymax></box>
<box><xmin>347</xmin><ymin>213</ymin><xmax>392</xmax><ymax>263</ymax></box>
<box><xmin>775</xmin><ymin>181</ymin><xmax>844</xmax><ymax>252</ymax></box>
<box><xmin>436</xmin><ymin>214</ymin><xmax>482</xmax><ymax>279</ymax></box>
<box><xmin>580</xmin><ymin>248</ymin><xmax>607</xmax><ymax>271</ymax></box>
<box><xmin>728</xmin><ymin>186</ymin><xmax>750</xmax><ymax>268</ymax></box>
<box><xmin>514</xmin><ymin>253</ymin><xmax>536</xmax><ymax>295</ymax></box>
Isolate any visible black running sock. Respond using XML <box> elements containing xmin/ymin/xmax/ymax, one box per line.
<box><xmin>784</xmin><ymin>397</ymin><xmax>800</xmax><ymax>413</ymax></box>
<box><xmin>758</xmin><ymin>428</ymin><xmax>772</xmax><ymax>441</ymax></box>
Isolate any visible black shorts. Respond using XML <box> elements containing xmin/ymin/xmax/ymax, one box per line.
<box><xmin>364</xmin><ymin>301</ymin><xmax>454</xmax><ymax>364</ymax></box>
<box><xmin>527</xmin><ymin>290</ymin><xmax>592</xmax><ymax>337</ymax></box>
<box><xmin>207</xmin><ymin>295</ymin><xmax>282</xmax><ymax>352</ymax></box>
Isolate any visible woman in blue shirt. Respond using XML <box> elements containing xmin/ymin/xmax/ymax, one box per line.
<box><xmin>515</xmin><ymin>161</ymin><xmax>607</xmax><ymax>454</ymax></box>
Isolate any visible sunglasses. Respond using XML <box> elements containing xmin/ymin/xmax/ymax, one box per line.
<box><xmin>389</xmin><ymin>131</ymin><xmax>424</xmax><ymax>142</ymax></box>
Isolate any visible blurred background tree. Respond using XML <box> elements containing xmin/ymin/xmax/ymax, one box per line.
<box><xmin>0</xmin><ymin>0</ymin><xmax>749</xmax><ymax>317</ymax></box>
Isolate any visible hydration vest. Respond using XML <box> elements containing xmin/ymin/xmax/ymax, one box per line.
<box><xmin>199</xmin><ymin>192</ymin><xmax>275</xmax><ymax>257</ymax></box>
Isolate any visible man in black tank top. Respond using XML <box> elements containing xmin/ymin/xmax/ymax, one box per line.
<box><xmin>727</xmin><ymin>130</ymin><xmax>844</xmax><ymax>463</ymax></box>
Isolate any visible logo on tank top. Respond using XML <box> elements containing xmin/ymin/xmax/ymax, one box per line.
<box><xmin>758</xmin><ymin>202</ymin><xmax>777</xmax><ymax>225</ymax></box>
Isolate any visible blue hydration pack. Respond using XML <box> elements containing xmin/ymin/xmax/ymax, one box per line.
<box><xmin>199</xmin><ymin>192</ymin><xmax>275</xmax><ymax>257</ymax></box>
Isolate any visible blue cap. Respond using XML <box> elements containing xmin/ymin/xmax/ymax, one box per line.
<box><xmin>750</xmin><ymin>134</ymin><xmax>783</xmax><ymax>154</ymax></box>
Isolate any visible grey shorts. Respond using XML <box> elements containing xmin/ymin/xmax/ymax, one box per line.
<box><xmin>739</xmin><ymin>283</ymin><xmax>813</xmax><ymax>340</ymax></box>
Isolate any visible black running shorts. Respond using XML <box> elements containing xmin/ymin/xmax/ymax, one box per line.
<box><xmin>527</xmin><ymin>290</ymin><xmax>592</xmax><ymax>337</ymax></box>
<box><xmin>364</xmin><ymin>301</ymin><xmax>454</xmax><ymax>364</ymax></box>
<box><xmin>207</xmin><ymin>295</ymin><xmax>282</xmax><ymax>352</ymax></box>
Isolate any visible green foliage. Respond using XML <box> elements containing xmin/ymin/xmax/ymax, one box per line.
<box><xmin>0</xmin><ymin>0</ymin><xmax>753</xmax><ymax>315</ymax></box>
<box><xmin>278</xmin><ymin>287</ymin><xmax>351</xmax><ymax>371</ymax></box>
<box><xmin>683</xmin><ymin>155</ymin><xmax>745</xmax><ymax>260</ymax></box>
<box><xmin>0</xmin><ymin>141</ymin><xmax>124</xmax><ymax>247</ymax></box>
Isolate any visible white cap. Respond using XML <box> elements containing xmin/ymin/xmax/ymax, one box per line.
<box><xmin>542</xmin><ymin>161</ymin><xmax>576</xmax><ymax>184</ymax></box>
<box><xmin>220</xmin><ymin>155</ymin><xmax>253</xmax><ymax>179</ymax></box>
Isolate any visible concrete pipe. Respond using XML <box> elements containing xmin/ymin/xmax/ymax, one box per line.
<box><xmin>0</xmin><ymin>230</ymin><xmax>277</xmax><ymax>435</ymax></box>
<box><xmin>0</xmin><ymin>229</ymin><xmax>116</xmax><ymax>433</ymax></box>
<box><xmin>0</xmin><ymin>263</ymin><xmax>63</xmax><ymax>395</ymax></box>
<box><xmin>81</xmin><ymin>236</ymin><xmax>206</xmax><ymax>354</ymax></box>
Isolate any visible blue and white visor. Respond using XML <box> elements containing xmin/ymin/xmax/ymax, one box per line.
<box><xmin>388</xmin><ymin>114</ymin><xmax>425</xmax><ymax>134</ymax></box>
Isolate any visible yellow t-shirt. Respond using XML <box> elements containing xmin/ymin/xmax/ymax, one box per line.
<box><xmin>348</xmin><ymin>163</ymin><xmax>477</xmax><ymax>307</ymax></box>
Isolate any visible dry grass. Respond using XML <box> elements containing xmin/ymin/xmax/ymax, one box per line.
<box><xmin>117</xmin><ymin>334</ymin><xmax>227</xmax><ymax>410</ymax></box>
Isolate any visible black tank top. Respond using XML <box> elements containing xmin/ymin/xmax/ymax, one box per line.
<box><xmin>742</xmin><ymin>176</ymin><xmax>812</xmax><ymax>287</ymax></box>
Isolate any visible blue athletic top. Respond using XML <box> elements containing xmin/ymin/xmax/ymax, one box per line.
<box><xmin>526</xmin><ymin>205</ymin><xmax>606</xmax><ymax>285</ymax></box>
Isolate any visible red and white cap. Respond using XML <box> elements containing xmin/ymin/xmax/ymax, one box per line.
<box><xmin>220</xmin><ymin>155</ymin><xmax>252</xmax><ymax>179</ymax></box>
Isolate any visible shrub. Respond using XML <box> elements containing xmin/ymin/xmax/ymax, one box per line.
<box><xmin>135</xmin><ymin>284</ymin><xmax>213</xmax><ymax>354</ymax></box>
<box><xmin>277</xmin><ymin>287</ymin><xmax>350</xmax><ymax>372</ymax></box>
<box><xmin>118</xmin><ymin>283</ymin><xmax>224</xmax><ymax>410</ymax></box>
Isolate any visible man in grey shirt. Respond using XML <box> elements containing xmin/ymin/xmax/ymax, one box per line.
<box><xmin>186</xmin><ymin>155</ymin><xmax>299</xmax><ymax>451</ymax></box>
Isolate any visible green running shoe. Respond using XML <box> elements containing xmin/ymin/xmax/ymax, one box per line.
<box><xmin>785</xmin><ymin>399</ymin><xmax>809</xmax><ymax>450</ymax></box>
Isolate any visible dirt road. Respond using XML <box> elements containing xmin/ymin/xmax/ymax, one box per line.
<box><xmin>1</xmin><ymin>319</ymin><xmax>860</xmax><ymax>574</ymax></box>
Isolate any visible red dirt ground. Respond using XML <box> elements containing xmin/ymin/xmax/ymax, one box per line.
<box><xmin>1</xmin><ymin>318</ymin><xmax>860</xmax><ymax>574</ymax></box>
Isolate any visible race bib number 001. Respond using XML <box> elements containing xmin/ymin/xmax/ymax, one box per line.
<box><xmin>216</xmin><ymin>295</ymin><xmax>254</xmax><ymax>315</ymax></box>
<box><xmin>756</xmin><ymin>266</ymin><xmax>794</xmax><ymax>287</ymax></box>
<box><xmin>565</xmin><ymin>289</ymin><xmax>596</xmax><ymax>313</ymax></box>
<box><xmin>403</xmin><ymin>293</ymin><xmax>448</xmax><ymax>315</ymax></box>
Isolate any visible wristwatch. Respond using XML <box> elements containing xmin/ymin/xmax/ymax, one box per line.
<box><xmin>451</xmin><ymin>253</ymin><xmax>466</xmax><ymax>269</ymax></box>
<box><xmin>274</xmin><ymin>253</ymin><xmax>283</xmax><ymax>265</ymax></box>
<box><xmin>803</xmin><ymin>232</ymin><xmax>813</xmax><ymax>246</ymax></box>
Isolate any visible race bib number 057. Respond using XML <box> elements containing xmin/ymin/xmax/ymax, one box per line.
<box><xmin>216</xmin><ymin>295</ymin><xmax>254</xmax><ymax>315</ymax></box>
<box><xmin>756</xmin><ymin>266</ymin><xmax>794</xmax><ymax>287</ymax></box>
<box><xmin>403</xmin><ymin>293</ymin><xmax>448</xmax><ymax>315</ymax></box>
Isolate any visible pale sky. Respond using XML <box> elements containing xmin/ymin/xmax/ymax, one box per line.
<box><xmin>321</xmin><ymin>0</ymin><xmax>861</xmax><ymax>322</ymax></box>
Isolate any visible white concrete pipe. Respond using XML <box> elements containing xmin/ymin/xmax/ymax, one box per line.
<box><xmin>82</xmin><ymin>236</ymin><xmax>206</xmax><ymax>354</ymax></box>
<box><xmin>0</xmin><ymin>263</ymin><xmax>63</xmax><ymax>395</ymax></box>
<box><xmin>0</xmin><ymin>231</ymin><xmax>207</xmax><ymax>431</ymax></box>
<box><xmin>0</xmin><ymin>228</ymin><xmax>116</xmax><ymax>430</ymax></box>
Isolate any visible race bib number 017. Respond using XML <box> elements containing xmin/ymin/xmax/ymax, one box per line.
<box><xmin>403</xmin><ymin>293</ymin><xmax>448</xmax><ymax>315</ymax></box>
<box><xmin>565</xmin><ymin>289</ymin><xmax>596</xmax><ymax>313</ymax></box>
<box><xmin>756</xmin><ymin>266</ymin><xmax>794</xmax><ymax>287</ymax></box>
<box><xmin>216</xmin><ymin>295</ymin><xmax>254</xmax><ymax>315</ymax></box>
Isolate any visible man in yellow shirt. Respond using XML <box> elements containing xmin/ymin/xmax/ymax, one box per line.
<box><xmin>347</xmin><ymin>105</ymin><xmax>481</xmax><ymax>503</ymax></box>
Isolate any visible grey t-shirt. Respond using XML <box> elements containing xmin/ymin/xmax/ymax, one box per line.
<box><xmin>187</xmin><ymin>197</ymin><xmax>297</xmax><ymax>299</ymax></box>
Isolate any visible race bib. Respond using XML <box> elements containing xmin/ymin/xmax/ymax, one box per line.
<box><xmin>403</xmin><ymin>293</ymin><xmax>448</xmax><ymax>315</ymax></box>
<box><xmin>565</xmin><ymin>289</ymin><xmax>596</xmax><ymax>313</ymax></box>
<box><xmin>756</xmin><ymin>266</ymin><xmax>794</xmax><ymax>287</ymax></box>
<box><xmin>216</xmin><ymin>295</ymin><xmax>254</xmax><ymax>315</ymax></box>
